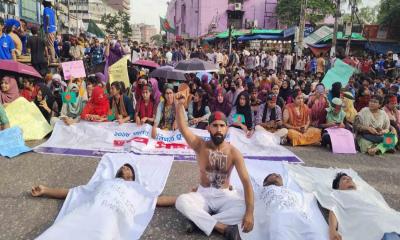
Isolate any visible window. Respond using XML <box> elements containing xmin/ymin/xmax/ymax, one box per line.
<box><xmin>0</xmin><ymin>3</ymin><xmax>5</xmax><ymax>13</ymax></box>
<box><xmin>20</xmin><ymin>0</ymin><xmax>39</xmax><ymax>22</ymax></box>
<box><xmin>8</xmin><ymin>4</ymin><xmax>15</xmax><ymax>15</ymax></box>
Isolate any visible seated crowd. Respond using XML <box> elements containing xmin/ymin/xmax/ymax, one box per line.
<box><xmin>1</xmin><ymin>62</ymin><xmax>400</xmax><ymax>156</ymax></box>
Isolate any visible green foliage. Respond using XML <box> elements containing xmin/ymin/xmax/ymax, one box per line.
<box><xmin>276</xmin><ymin>0</ymin><xmax>335</xmax><ymax>26</ymax></box>
<box><xmin>150</xmin><ymin>34</ymin><xmax>165</xmax><ymax>47</ymax></box>
<box><xmin>378</xmin><ymin>0</ymin><xmax>400</xmax><ymax>26</ymax></box>
<box><xmin>100</xmin><ymin>11</ymin><xmax>132</xmax><ymax>38</ymax></box>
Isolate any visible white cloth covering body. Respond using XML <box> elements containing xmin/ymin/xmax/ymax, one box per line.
<box><xmin>175</xmin><ymin>185</ymin><xmax>246</xmax><ymax>236</ymax></box>
<box><xmin>287</xmin><ymin>165</ymin><xmax>400</xmax><ymax>240</ymax></box>
<box><xmin>36</xmin><ymin>153</ymin><xmax>173</xmax><ymax>240</ymax></box>
<box><xmin>229</xmin><ymin>160</ymin><xmax>329</xmax><ymax>240</ymax></box>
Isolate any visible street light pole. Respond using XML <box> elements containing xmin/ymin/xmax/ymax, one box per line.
<box><xmin>331</xmin><ymin>0</ymin><xmax>340</xmax><ymax>57</ymax></box>
<box><xmin>345</xmin><ymin>0</ymin><xmax>356</xmax><ymax>56</ymax></box>
<box><xmin>297</xmin><ymin>0</ymin><xmax>307</xmax><ymax>57</ymax></box>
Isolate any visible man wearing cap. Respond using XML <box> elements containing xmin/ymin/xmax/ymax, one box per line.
<box><xmin>0</xmin><ymin>17</ymin><xmax>16</xmax><ymax>60</ymax></box>
<box><xmin>175</xmin><ymin>97</ymin><xmax>254</xmax><ymax>239</ymax></box>
<box><xmin>4</xmin><ymin>19</ymin><xmax>22</xmax><ymax>57</ymax></box>
<box><xmin>255</xmin><ymin>93</ymin><xmax>288</xmax><ymax>144</ymax></box>
<box><xmin>42</xmin><ymin>0</ymin><xmax>57</xmax><ymax>63</ymax></box>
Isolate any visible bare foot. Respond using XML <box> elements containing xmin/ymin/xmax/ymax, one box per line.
<box><xmin>31</xmin><ymin>185</ymin><xmax>47</xmax><ymax>197</ymax></box>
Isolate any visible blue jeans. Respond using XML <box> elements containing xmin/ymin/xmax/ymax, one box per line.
<box><xmin>383</xmin><ymin>233</ymin><xmax>400</xmax><ymax>240</ymax></box>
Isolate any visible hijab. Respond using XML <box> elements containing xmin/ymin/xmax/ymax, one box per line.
<box><xmin>35</xmin><ymin>84</ymin><xmax>55</xmax><ymax>122</ymax></box>
<box><xmin>0</xmin><ymin>76</ymin><xmax>20</xmax><ymax>104</ymax></box>
<box><xmin>235</xmin><ymin>91</ymin><xmax>253</xmax><ymax>130</ymax></box>
<box><xmin>211</xmin><ymin>88</ymin><xmax>231</xmax><ymax>116</ymax></box>
<box><xmin>149</xmin><ymin>78</ymin><xmax>161</xmax><ymax>105</ymax></box>
<box><xmin>65</xmin><ymin>83</ymin><xmax>84</xmax><ymax>117</ymax></box>
<box><xmin>81</xmin><ymin>86</ymin><xmax>109</xmax><ymax>118</ymax></box>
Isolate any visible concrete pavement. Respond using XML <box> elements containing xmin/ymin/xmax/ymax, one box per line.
<box><xmin>0</xmin><ymin>142</ymin><xmax>399</xmax><ymax>240</ymax></box>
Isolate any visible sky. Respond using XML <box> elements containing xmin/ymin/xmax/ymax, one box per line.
<box><xmin>130</xmin><ymin>0</ymin><xmax>381</xmax><ymax>29</ymax></box>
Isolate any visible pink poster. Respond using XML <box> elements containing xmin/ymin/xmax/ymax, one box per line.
<box><xmin>61</xmin><ymin>60</ymin><xmax>86</xmax><ymax>80</ymax></box>
<box><xmin>326</xmin><ymin>127</ymin><xmax>357</xmax><ymax>154</ymax></box>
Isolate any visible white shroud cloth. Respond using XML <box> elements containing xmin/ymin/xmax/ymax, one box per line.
<box><xmin>287</xmin><ymin>164</ymin><xmax>400</xmax><ymax>240</ymax></box>
<box><xmin>36</xmin><ymin>153</ymin><xmax>173</xmax><ymax>240</ymax></box>
<box><xmin>230</xmin><ymin>160</ymin><xmax>329</xmax><ymax>240</ymax></box>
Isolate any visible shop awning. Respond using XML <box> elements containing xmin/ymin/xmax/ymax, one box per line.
<box><xmin>250</xmin><ymin>29</ymin><xmax>283</xmax><ymax>35</ymax></box>
<box><xmin>320</xmin><ymin>32</ymin><xmax>366</xmax><ymax>43</ymax></box>
<box><xmin>237</xmin><ymin>34</ymin><xmax>282</xmax><ymax>41</ymax></box>
<box><xmin>216</xmin><ymin>30</ymin><xmax>245</xmax><ymax>39</ymax></box>
<box><xmin>365</xmin><ymin>42</ymin><xmax>400</xmax><ymax>54</ymax></box>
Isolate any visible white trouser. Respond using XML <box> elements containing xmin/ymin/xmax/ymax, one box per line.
<box><xmin>175</xmin><ymin>185</ymin><xmax>246</xmax><ymax>236</ymax></box>
<box><xmin>255</xmin><ymin>125</ymin><xmax>288</xmax><ymax>139</ymax></box>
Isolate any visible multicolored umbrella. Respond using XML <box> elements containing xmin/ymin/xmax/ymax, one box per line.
<box><xmin>0</xmin><ymin>60</ymin><xmax>42</xmax><ymax>78</ymax></box>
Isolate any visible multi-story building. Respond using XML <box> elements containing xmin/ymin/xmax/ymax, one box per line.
<box><xmin>108</xmin><ymin>0</ymin><xmax>130</xmax><ymax>14</ymax></box>
<box><xmin>166</xmin><ymin>0</ymin><xmax>278</xmax><ymax>41</ymax></box>
<box><xmin>131</xmin><ymin>24</ymin><xmax>142</xmax><ymax>43</ymax></box>
<box><xmin>67</xmin><ymin>0</ymin><xmax>120</xmax><ymax>30</ymax></box>
<box><xmin>0</xmin><ymin>0</ymin><xmax>18</xmax><ymax>20</ymax></box>
<box><xmin>140</xmin><ymin>24</ymin><xmax>158</xmax><ymax>43</ymax></box>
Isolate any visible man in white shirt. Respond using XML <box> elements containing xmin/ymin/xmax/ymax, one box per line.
<box><xmin>268</xmin><ymin>51</ymin><xmax>278</xmax><ymax>72</ymax></box>
<box><xmin>165</xmin><ymin>47</ymin><xmax>173</xmax><ymax>63</ymax></box>
<box><xmin>283</xmin><ymin>52</ymin><xmax>293</xmax><ymax>72</ymax></box>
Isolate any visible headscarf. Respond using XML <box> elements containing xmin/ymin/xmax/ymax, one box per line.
<box><xmin>343</xmin><ymin>93</ymin><xmax>357</xmax><ymax>123</ymax></box>
<box><xmin>0</xmin><ymin>76</ymin><xmax>20</xmax><ymax>104</ymax></box>
<box><xmin>211</xmin><ymin>88</ymin><xmax>231</xmax><ymax>116</ymax></box>
<box><xmin>34</xmin><ymin>84</ymin><xmax>55</xmax><ymax>122</ymax></box>
<box><xmin>80</xmin><ymin>86</ymin><xmax>109</xmax><ymax>119</ymax></box>
<box><xmin>149</xmin><ymin>78</ymin><xmax>161</xmax><ymax>105</ymax></box>
<box><xmin>234</xmin><ymin>91</ymin><xmax>253</xmax><ymax>130</ymax></box>
<box><xmin>95</xmin><ymin>72</ymin><xmax>106</xmax><ymax>86</ymax></box>
<box><xmin>65</xmin><ymin>83</ymin><xmax>84</xmax><ymax>117</ymax></box>
<box><xmin>278</xmin><ymin>80</ymin><xmax>292</xmax><ymax>103</ymax></box>
<box><xmin>107</xmin><ymin>41</ymin><xmax>124</xmax><ymax>67</ymax></box>
<box><xmin>51</xmin><ymin>74</ymin><xmax>67</xmax><ymax>92</ymax></box>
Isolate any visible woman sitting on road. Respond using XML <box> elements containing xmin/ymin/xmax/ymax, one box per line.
<box><xmin>283</xmin><ymin>90</ymin><xmax>321</xmax><ymax>146</ymax></box>
<box><xmin>135</xmin><ymin>84</ymin><xmax>155</xmax><ymax>126</ymax></box>
<box><xmin>0</xmin><ymin>75</ymin><xmax>20</xmax><ymax>106</ymax></box>
<box><xmin>228</xmin><ymin>91</ymin><xmax>254</xmax><ymax>137</ymax></box>
<box><xmin>354</xmin><ymin>95</ymin><xmax>397</xmax><ymax>155</ymax></box>
<box><xmin>188</xmin><ymin>89</ymin><xmax>210</xmax><ymax>129</ymax></box>
<box><xmin>58</xmin><ymin>83</ymin><xmax>86</xmax><ymax>125</ymax></box>
<box><xmin>80</xmin><ymin>86</ymin><xmax>109</xmax><ymax>122</ymax></box>
<box><xmin>109</xmin><ymin>81</ymin><xmax>135</xmax><ymax>124</ymax></box>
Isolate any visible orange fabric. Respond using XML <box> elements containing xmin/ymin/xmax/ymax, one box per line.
<box><xmin>286</xmin><ymin>103</ymin><xmax>310</xmax><ymax>128</ymax></box>
<box><xmin>288</xmin><ymin>127</ymin><xmax>321</xmax><ymax>146</ymax></box>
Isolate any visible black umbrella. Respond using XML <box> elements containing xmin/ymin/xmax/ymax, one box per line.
<box><xmin>174</xmin><ymin>58</ymin><xmax>219</xmax><ymax>73</ymax></box>
<box><xmin>150</xmin><ymin>66</ymin><xmax>187</xmax><ymax>81</ymax></box>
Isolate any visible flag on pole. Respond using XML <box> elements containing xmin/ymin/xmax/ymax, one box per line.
<box><xmin>160</xmin><ymin>17</ymin><xmax>175</xmax><ymax>34</ymax></box>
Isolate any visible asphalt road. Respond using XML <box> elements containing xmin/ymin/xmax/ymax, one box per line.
<box><xmin>0</xmin><ymin>141</ymin><xmax>399</xmax><ymax>240</ymax></box>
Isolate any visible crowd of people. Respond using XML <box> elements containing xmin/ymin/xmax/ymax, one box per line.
<box><xmin>1</xmin><ymin>12</ymin><xmax>400</xmax><ymax>157</ymax></box>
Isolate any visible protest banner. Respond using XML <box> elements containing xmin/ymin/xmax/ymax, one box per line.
<box><xmin>322</xmin><ymin>59</ymin><xmax>355</xmax><ymax>89</ymax></box>
<box><xmin>325</xmin><ymin>127</ymin><xmax>356</xmax><ymax>154</ymax></box>
<box><xmin>35</xmin><ymin>121</ymin><xmax>302</xmax><ymax>163</ymax></box>
<box><xmin>61</xmin><ymin>60</ymin><xmax>86</xmax><ymax>80</ymax></box>
<box><xmin>109</xmin><ymin>56</ymin><xmax>130</xmax><ymax>87</ymax></box>
<box><xmin>5</xmin><ymin>97</ymin><xmax>52</xmax><ymax>140</ymax></box>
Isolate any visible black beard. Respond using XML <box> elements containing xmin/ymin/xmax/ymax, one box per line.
<box><xmin>210</xmin><ymin>133</ymin><xmax>225</xmax><ymax>146</ymax></box>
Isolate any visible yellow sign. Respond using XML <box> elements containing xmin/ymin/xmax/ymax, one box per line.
<box><xmin>5</xmin><ymin>97</ymin><xmax>52</xmax><ymax>140</ymax></box>
<box><xmin>108</xmin><ymin>56</ymin><xmax>130</xmax><ymax>87</ymax></box>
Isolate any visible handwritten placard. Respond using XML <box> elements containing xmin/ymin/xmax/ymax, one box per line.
<box><xmin>61</xmin><ymin>60</ymin><xmax>86</xmax><ymax>80</ymax></box>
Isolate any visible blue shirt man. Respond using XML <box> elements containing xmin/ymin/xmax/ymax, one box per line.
<box><xmin>43</xmin><ymin>7</ymin><xmax>57</xmax><ymax>33</ymax></box>
<box><xmin>0</xmin><ymin>33</ymin><xmax>16</xmax><ymax>60</ymax></box>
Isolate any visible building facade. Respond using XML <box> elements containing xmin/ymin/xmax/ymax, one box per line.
<box><xmin>140</xmin><ymin>24</ymin><xmax>158</xmax><ymax>43</ymax></box>
<box><xmin>108</xmin><ymin>0</ymin><xmax>130</xmax><ymax>14</ymax></box>
<box><xmin>166</xmin><ymin>0</ymin><xmax>278</xmax><ymax>41</ymax></box>
<box><xmin>131</xmin><ymin>24</ymin><xmax>142</xmax><ymax>43</ymax></box>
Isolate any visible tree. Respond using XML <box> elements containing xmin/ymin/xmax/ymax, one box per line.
<box><xmin>377</xmin><ymin>0</ymin><xmax>400</xmax><ymax>26</ymax></box>
<box><xmin>341</xmin><ymin>6</ymin><xmax>377</xmax><ymax>24</ymax></box>
<box><xmin>276</xmin><ymin>0</ymin><xmax>335</xmax><ymax>26</ymax></box>
<box><xmin>100</xmin><ymin>11</ymin><xmax>132</xmax><ymax>39</ymax></box>
<box><xmin>150</xmin><ymin>34</ymin><xmax>165</xmax><ymax>47</ymax></box>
